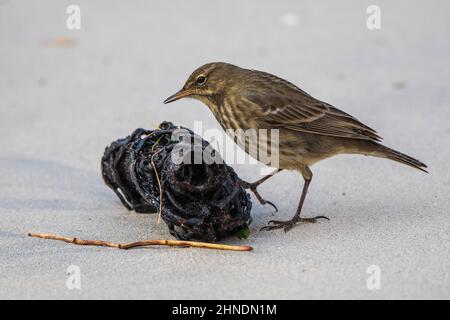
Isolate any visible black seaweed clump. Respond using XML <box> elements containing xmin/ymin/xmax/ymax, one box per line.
<box><xmin>101</xmin><ymin>121</ymin><xmax>252</xmax><ymax>242</ymax></box>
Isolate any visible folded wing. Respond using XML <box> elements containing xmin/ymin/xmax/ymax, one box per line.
<box><xmin>246</xmin><ymin>71</ymin><xmax>382</xmax><ymax>142</ymax></box>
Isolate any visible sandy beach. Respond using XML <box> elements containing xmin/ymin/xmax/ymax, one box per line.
<box><xmin>0</xmin><ymin>0</ymin><xmax>449</xmax><ymax>299</ymax></box>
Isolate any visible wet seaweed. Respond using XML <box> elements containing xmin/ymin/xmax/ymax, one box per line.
<box><xmin>101</xmin><ymin>122</ymin><xmax>252</xmax><ymax>242</ymax></box>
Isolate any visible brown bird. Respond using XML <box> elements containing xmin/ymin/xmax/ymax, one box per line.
<box><xmin>164</xmin><ymin>62</ymin><xmax>427</xmax><ymax>232</ymax></box>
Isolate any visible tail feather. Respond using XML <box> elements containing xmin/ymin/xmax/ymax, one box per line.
<box><xmin>370</xmin><ymin>144</ymin><xmax>428</xmax><ymax>173</ymax></box>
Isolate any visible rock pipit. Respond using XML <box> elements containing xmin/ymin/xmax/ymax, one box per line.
<box><xmin>164</xmin><ymin>62</ymin><xmax>427</xmax><ymax>232</ymax></box>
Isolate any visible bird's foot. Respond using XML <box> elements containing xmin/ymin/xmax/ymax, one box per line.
<box><xmin>239</xmin><ymin>180</ymin><xmax>278</xmax><ymax>212</ymax></box>
<box><xmin>260</xmin><ymin>215</ymin><xmax>329</xmax><ymax>232</ymax></box>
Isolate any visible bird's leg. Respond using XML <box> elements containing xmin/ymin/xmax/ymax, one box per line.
<box><xmin>239</xmin><ymin>169</ymin><xmax>282</xmax><ymax>212</ymax></box>
<box><xmin>261</xmin><ymin>166</ymin><xmax>329</xmax><ymax>232</ymax></box>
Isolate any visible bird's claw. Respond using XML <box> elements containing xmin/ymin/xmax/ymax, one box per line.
<box><xmin>259</xmin><ymin>199</ymin><xmax>278</xmax><ymax>212</ymax></box>
<box><xmin>260</xmin><ymin>220</ymin><xmax>296</xmax><ymax>232</ymax></box>
<box><xmin>240</xmin><ymin>181</ymin><xmax>278</xmax><ymax>212</ymax></box>
<box><xmin>260</xmin><ymin>215</ymin><xmax>330</xmax><ymax>232</ymax></box>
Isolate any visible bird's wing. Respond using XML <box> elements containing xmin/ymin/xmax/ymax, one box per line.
<box><xmin>245</xmin><ymin>74</ymin><xmax>381</xmax><ymax>141</ymax></box>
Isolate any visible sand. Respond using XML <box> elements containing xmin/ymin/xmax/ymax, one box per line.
<box><xmin>0</xmin><ymin>0</ymin><xmax>448</xmax><ymax>299</ymax></box>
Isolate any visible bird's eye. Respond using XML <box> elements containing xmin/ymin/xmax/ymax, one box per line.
<box><xmin>196</xmin><ymin>75</ymin><xmax>207</xmax><ymax>86</ymax></box>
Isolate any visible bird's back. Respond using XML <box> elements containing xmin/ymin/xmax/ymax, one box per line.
<box><xmin>237</xmin><ymin>68</ymin><xmax>382</xmax><ymax>143</ymax></box>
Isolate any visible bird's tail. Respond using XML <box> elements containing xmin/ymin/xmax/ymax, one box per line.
<box><xmin>349</xmin><ymin>141</ymin><xmax>428</xmax><ymax>173</ymax></box>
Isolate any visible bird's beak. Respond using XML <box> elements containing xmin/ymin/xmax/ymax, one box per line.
<box><xmin>163</xmin><ymin>89</ymin><xmax>192</xmax><ymax>104</ymax></box>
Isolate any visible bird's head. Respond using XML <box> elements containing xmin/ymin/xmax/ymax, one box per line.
<box><xmin>164</xmin><ymin>62</ymin><xmax>238</xmax><ymax>106</ymax></box>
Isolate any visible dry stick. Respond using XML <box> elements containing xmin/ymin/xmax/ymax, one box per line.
<box><xmin>28</xmin><ymin>232</ymin><xmax>253</xmax><ymax>251</ymax></box>
<box><xmin>150</xmin><ymin>147</ymin><xmax>164</xmax><ymax>224</ymax></box>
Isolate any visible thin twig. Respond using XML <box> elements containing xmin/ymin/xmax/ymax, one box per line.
<box><xmin>28</xmin><ymin>232</ymin><xmax>253</xmax><ymax>251</ymax></box>
<box><xmin>150</xmin><ymin>147</ymin><xmax>164</xmax><ymax>224</ymax></box>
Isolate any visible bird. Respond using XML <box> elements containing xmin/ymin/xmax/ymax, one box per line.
<box><xmin>164</xmin><ymin>62</ymin><xmax>427</xmax><ymax>232</ymax></box>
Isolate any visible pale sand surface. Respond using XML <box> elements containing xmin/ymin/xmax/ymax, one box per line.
<box><xmin>0</xmin><ymin>0</ymin><xmax>449</xmax><ymax>299</ymax></box>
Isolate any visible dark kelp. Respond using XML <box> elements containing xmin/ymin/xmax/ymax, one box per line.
<box><xmin>101</xmin><ymin>122</ymin><xmax>252</xmax><ymax>242</ymax></box>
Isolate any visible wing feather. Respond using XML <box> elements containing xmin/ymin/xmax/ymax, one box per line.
<box><xmin>245</xmin><ymin>70</ymin><xmax>382</xmax><ymax>142</ymax></box>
